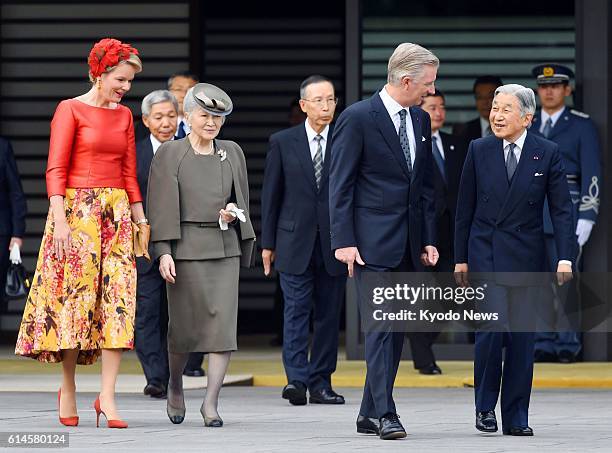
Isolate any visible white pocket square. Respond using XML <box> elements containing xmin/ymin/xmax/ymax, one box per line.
<box><xmin>422</xmin><ymin>136</ymin><xmax>426</xmax><ymax>142</ymax></box>
<box><xmin>534</xmin><ymin>172</ymin><xmax>544</xmax><ymax>177</ymax></box>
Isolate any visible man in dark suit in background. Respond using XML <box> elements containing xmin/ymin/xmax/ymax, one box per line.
<box><xmin>453</xmin><ymin>76</ymin><xmax>503</xmax><ymax>146</ymax></box>
<box><xmin>411</xmin><ymin>89</ymin><xmax>468</xmax><ymax>375</ymax></box>
<box><xmin>455</xmin><ymin>84</ymin><xmax>574</xmax><ymax>437</ymax></box>
<box><xmin>0</xmin><ymin>136</ymin><xmax>27</xmax><ymax>308</ymax></box>
<box><xmin>135</xmin><ymin>90</ymin><xmax>179</xmax><ymax>398</ymax></box>
<box><xmin>261</xmin><ymin>75</ymin><xmax>347</xmax><ymax>407</ymax></box>
<box><xmin>330</xmin><ymin>43</ymin><xmax>439</xmax><ymax>440</ymax></box>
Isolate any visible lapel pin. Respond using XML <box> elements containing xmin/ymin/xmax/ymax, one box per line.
<box><xmin>450</xmin><ymin>145</ymin><xmax>455</xmax><ymax>150</ymax></box>
<box><xmin>533</xmin><ymin>155</ymin><xmax>540</xmax><ymax>160</ymax></box>
<box><xmin>421</xmin><ymin>136</ymin><xmax>426</xmax><ymax>142</ymax></box>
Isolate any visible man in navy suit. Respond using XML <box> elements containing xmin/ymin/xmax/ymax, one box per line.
<box><xmin>329</xmin><ymin>43</ymin><xmax>440</xmax><ymax>440</ymax></box>
<box><xmin>261</xmin><ymin>75</ymin><xmax>347</xmax><ymax>407</ymax></box>
<box><xmin>454</xmin><ymin>84</ymin><xmax>574</xmax><ymax>436</ymax></box>
<box><xmin>135</xmin><ymin>89</ymin><xmax>179</xmax><ymax>398</ymax></box>
<box><xmin>0</xmin><ymin>136</ymin><xmax>27</xmax><ymax>306</ymax></box>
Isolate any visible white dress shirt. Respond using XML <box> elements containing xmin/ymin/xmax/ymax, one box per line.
<box><xmin>379</xmin><ymin>87</ymin><xmax>417</xmax><ymax>168</ymax></box>
<box><xmin>150</xmin><ymin>134</ymin><xmax>163</xmax><ymax>155</ymax></box>
<box><xmin>480</xmin><ymin>116</ymin><xmax>491</xmax><ymax>137</ymax></box>
<box><xmin>502</xmin><ymin>129</ymin><xmax>527</xmax><ymax>164</ymax></box>
<box><xmin>539</xmin><ymin>107</ymin><xmax>566</xmax><ymax>133</ymax></box>
<box><xmin>305</xmin><ymin>121</ymin><xmax>329</xmax><ymax>161</ymax></box>
<box><xmin>432</xmin><ymin>130</ymin><xmax>445</xmax><ymax>159</ymax></box>
<box><xmin>503</xmin><ymin>129</ymin><xmax>572</xmax><ymax>268</ymax></box>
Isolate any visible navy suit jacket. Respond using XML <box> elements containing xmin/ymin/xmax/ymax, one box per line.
<box><xmin>454</xmin><ymin>132</ymin><xmax>574</xmax><ymax>273</ymax></box>
<box><xmin>329</xmin><ymin>92</ymin><xmax>436</xmax><ymax>269</ymax></box>
<box><xmin>0</xmin><ymin>137</ymin><xmax>27</xmax><ymax>237</ymax></box>
<box><xmin>136</xmin><ymin>136</ymin><xmax>155</xmax><ymax>273</ymax></box>
<box><xmin>261</xmin><ymin>123</ymin><xmax>345</xmax><ymax>276</ymax></box>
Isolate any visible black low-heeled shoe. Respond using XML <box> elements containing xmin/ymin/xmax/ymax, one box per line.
<box><xmin>200</xmin><ymin>403</ymin><xmax>223</xmax><ymax>428</ymax></box>
<box><xmin>166</xmin><ymin>392</ymin><xmax>185</xmax><ymax>424</ymax></box>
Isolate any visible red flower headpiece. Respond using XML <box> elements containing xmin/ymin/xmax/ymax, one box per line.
<box><xmin>88</xmin><ymin>38</ymin><xmax>139</xmax><ymax>80</ymax></box>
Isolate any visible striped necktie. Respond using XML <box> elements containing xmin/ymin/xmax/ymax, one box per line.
<box><xmin>313</xmin><ymin>135</ymin><xmax>323</xmax><ymax>190</ymax></box>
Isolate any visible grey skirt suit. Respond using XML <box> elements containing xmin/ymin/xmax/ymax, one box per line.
<box><xmin>147</xmin><ymin>138</ymin><xmax>255</xmax><ymax>353</ymax></box>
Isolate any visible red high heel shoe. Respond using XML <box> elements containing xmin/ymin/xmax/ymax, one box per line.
<box><xmin>93</xmin><ymin>396</ymin><xmax>128</xmax><ymax>429</ymax></box>
<box><xmin>57</xmin><ymin>389</ymin><xmax>79</xmax><ymax>427</ymax></box>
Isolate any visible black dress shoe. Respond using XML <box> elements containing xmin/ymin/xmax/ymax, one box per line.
<box><xmin>309</xmin><ymin>388</ymin><xmax>345</xmax><ymax>404</ymax></box>
<box><xmin>379</xmin><ymin>413</ymin><xmax>407</xmax><ymax>440</ymax></box>
<box><xmin>503</xmin><ymin>426</ymin><xmax>534</xmax><ymax>436</ymax></box>
<box><xmin>143</xmin><ymin>383</ymin><xmax>167</xmax><ymax>399</ymax></box>
<box><xmin>558</xmin><ymin>350</ymin><xmax>576</xmax><ymax>364</ymax></box>
<box><xmin>475</xmin><ymin>410</ymin><xmax>498</xmax><ymax>432</ymax></box>
<box><xmin>534</xmin><ymin>350</ymin><xmax>558</xmax><ymax>363</ymax></box>
<box><xmin>282</xmin><ymin>381</ymin><xmax>307</xmax><ymax>405</ymax></box>
<box><xmin>418</xmin><ymin>363</ymin><xmax>442</xmax><ymax>375</ymax></box>
<box><xmin>183</xmin><ymin>367</ymin><xmax>205</xmax><ymax>377</ymax></box>
<box><xmin>356</xmin><ymin>415</ymin><xmax>380</xmax><ymax>435</ymax></box>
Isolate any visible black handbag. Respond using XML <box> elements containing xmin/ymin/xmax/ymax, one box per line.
<box><xmin>5</xmin><ymin>262</ymin><xmax>30</xmax><ymax>299</ymax></box>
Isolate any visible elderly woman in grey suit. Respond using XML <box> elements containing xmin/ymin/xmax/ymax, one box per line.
<box><xmin>147</xmin><ymin>83</ymin><xmax>255</xmax><ymax>427</ymax></box>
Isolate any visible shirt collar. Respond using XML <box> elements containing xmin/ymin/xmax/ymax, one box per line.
<box><xmin>541</xmin><ymin>106</ymin><xmax>566</xmax><ymax>126</ymax></box>
<box><xmin>304</xmin><ymin>120</ymin><xmax>329</xmax><ymax>143</ymax></box>
<box><xmin>432</xmin><ymin>130</ymin><xmax>442</xmax><ymax>142</ymax></box>
<box><xmin>149</xmin><ymin>134</ymin><xmax>163</xmax><ymax>154</ymax></box>
<box><xmin>480</xmin><ymin>116</ymin><xmax>490</xmax><ymax>135</ymax></box>
<box><xmin>379</xmin><ymin>86</ymin><xmax>407</xmax><ymax>117</ymax></box>
<box><xmin>503</xmin><ymin>129</ymin><xmax>528</xmax><ymax>151</ymax></box>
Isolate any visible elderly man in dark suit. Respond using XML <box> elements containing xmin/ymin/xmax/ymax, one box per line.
<box><xmin>261</xmin><ymin>75</ymin><xmax>347</xmax><ymax>407</ymax></box>
<box><xmin>0</xmin><ymin>136</ymin><xmax>27</xmax><ymax>307</ymax></box>
<box><xmin>135</xmin><ymin>89</ymin><xmax>179</xmax><ymax>398</ymax></box>
<box><xmin>454</xmin><ymin>84</ymin><xmax>574</xmax><ymax>437</ymax></box>
<box><xmin>411</xmin><ymin>89</ymin><xmax>468</xmax><ymax>375</ymax></box>
<box><xmin>329</xmin><ymin>43</ymin><xmax>439</xmax><ymax>440</ymax></box>
<box><xmin>453</xmin><ymin>76</ymin><xmax>503</xmax><ymax>146</ymax></box>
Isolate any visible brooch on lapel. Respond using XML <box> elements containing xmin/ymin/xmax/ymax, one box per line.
<box><xmin>217</xmin><ymin>148</ymin><xmax>227</xmax><ymax>161</ymax></box>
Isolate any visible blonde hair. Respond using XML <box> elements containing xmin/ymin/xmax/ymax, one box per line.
<box><xmin>387</xmin><ymin>43</ymin><xmax>439</xmax><ymax>85</ymax></box>
<box><xmin>89</xmin><ymin>53</ymin><xmax>142</xmax><ymax>83</ymax></box>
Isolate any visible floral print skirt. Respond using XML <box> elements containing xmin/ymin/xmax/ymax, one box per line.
<box><xmin>15</xmin><ymin>188</ymin><xmax>136</xmax><ymax>365</ymax></box>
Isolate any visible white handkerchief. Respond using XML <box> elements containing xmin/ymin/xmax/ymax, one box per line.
<box><xmin>219</xmin><ymin>205</ymin><xmax>246</xmax><ymax>230</ymax></box>
<box><xmin>421</xmin><ymin>136</ymin><xmax>426</xmax><ymax>142</ymax></box>
<box><xmin>9</xmin><ymin>243</ymin><xmax>21</xmax><ymax>264</ymax></box>
<box><xmin>534</xmin><ymin>172</ymin><xmax>544</xmax><ymax>177</ymax></box>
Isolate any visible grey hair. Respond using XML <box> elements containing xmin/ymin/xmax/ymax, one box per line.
<box><xmin>141</xmin><ymin>90</ymin><xmax>178</xmax><ymax>117</ymax></box>
<box><xmin>387</xmin><ymin>43</ymin><xmax>440</xmax><ymax>85</ymax></box>
<box><xmin>494</xmin><ymin>84</ymin><xmax>537</xmax><ymax>117</ymax></box>
<box><xmin>183</xmin><ymin>87</ymin><xmax>226</xmax><ymax>125</ymax></box>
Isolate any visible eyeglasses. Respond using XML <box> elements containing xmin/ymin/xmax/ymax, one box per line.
<box><xmin>301</xmin><ymin>97</ymin><xmax>338</xmax><ymax>108</ymax></box>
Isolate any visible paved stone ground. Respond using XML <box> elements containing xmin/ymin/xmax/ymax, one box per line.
<box><xmin>0</xmin><ymin>388</ymin><xmax>609</xmax><ymax>452</ymax></box>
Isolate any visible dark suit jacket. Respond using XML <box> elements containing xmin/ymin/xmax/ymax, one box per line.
<box><xmin>431</xmin><ymin>131</ymin><xmax>467</xmax><ymax>270</ymax></box>
<box><xmin>0</xmin><ymin>137</ymin><xmax>27</xmax><ymax>237</ymax></box>
<box><xmin>452</xmin><ymin>117</ymin><xmax>483</xmax><ymax>148</ymax></box>
<box><xmin>329</xmin><ymin>92</ymin><xmax>436</xmax><ymax>269</ymax></box>
<box><xmin>136</xmin><ymin>136</ymin><xmax>155</xmax><ymax>273</ymax></box>
<box><xmin>261</xmin><ymin>123</ymin><xmax>345</xmax><ymax>276</ymax></box>
<box><xmin>454</xmin><ymin>132</ymin><xmax>574</xmax><ymax>273</ymax></box>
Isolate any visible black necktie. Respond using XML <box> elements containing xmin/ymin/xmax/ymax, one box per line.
<box><xmin>432</xmin><ymin>136</ymin><xmax>446</xmax><ymax>183</ymax></box>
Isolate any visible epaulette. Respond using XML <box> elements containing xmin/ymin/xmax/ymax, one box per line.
<box><xmin>570</xmin><ymin>109</ymin><xmax>590</xmax><ymax>119</ymax></box>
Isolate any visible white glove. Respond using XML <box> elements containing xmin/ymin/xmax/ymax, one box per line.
<box><xmin>9</xmin><ymin>243</ymin><xmax>21</xmax><ymax>264</ymax></box>
<box><xmin>219</xmin><ymin>205</ymin><xmax>246</xmax><ymax>231</ymax></box>
<box><xmin>575</xmin><ymin>219</ymin><xmax>594</xmax><ymax>247</ymax></box>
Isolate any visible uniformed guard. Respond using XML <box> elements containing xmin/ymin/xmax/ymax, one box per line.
<box><xmin>531</xmin><ymin>63</ymin><xmax>602</xmax><ymax>363</ymax></box>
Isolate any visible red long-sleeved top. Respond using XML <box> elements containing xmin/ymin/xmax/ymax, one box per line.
<box><xmin>46</xmin><ymin>99</ymin><xmax>142</xmax><ymax>203</ymax></box>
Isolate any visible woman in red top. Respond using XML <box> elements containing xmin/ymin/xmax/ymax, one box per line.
<box><xmin>15</xmin><ymin>38</ymin><xmax>145</xmax><ymax>429</ymax></box>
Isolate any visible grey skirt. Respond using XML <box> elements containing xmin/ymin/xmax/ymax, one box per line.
<box><xmin>166</xmin><ymin>257</ymin><xmax>239</xmax><ymax>353</ymax></box>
